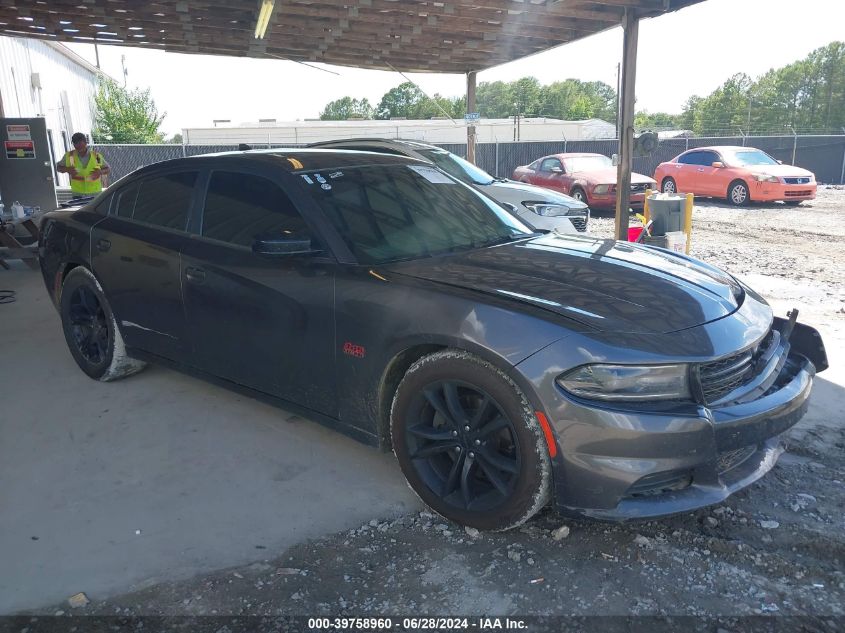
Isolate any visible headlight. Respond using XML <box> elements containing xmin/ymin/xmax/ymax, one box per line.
<box><xmin>755</xmin><ymin>174</ymin><xmax>779</xmax><ymax>183</ymax></box>
<box><xmin>557</xmin><ymin>364</ymin><xmax>690</xmax><ymax>401</ymax></box>
<box><xmin>593</xmin><ymin>184</ymin><xmax>615</xmax><ymax>195</ymax></box>
<box><xmin>523</xmin><ymin>202</ymin><xmax>580</xmax><ymax>217</ymax></box>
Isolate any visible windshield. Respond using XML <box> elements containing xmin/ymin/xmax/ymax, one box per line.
<box><xmin>562</xmin><ymin>155</ymin><xmax>613</xmax><ymax>173</ymax></box>
<box><xmin>417</xmin><ymin>149</ymin><xmax>495</xmax><ymax>185</ymax></box>
<box><xmin>299</xmin><ymin>164</ymin><xmax>533</xmax><ymax>264</ymax></box>
<box><xmin>727</xmin><ymin>149</ymin><xmax>779</xmax><ymax>166</ymax></box>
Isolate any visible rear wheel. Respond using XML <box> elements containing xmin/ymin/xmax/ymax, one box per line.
<box><xmin>59</xmin><ymin>267</ymin><xmax>146</xmax><ymax>381</ymax></box>
<box><xmin>662</xmin><ymin>177</ymin><xmax>677</xmax><ymax>194</ymax></box>
<box><xmin>391</xmin><ymin>350</ymin><xmax>552</xmax><ymax>531</ymax></box>
<box><xmin>728</xmin><ymin>180</ymin><xmax>750</xmax><ymax>206</ymax></box>
<box><xmin>784</xmin><ymin>201</ymin><xmax>803</xmax><ymax>207</ymax></box>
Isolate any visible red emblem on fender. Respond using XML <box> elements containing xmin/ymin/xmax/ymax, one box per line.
<box><xmin>343</xmin><ymin>342</ymin><xmax>366</xmax><ymax>358</ymax></box>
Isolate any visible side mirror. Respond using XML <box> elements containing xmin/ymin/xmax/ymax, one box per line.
<box><xmin>711</xmin><ymin>161</ymin><xmax>724</xmax><ymax>168</ymax></box>
<box><xmin>611</xmin><ymin>154</ymin><xmax>620</xmax><ymax>167</ymax></box>
<box><xmin>777</xmin><ymin>160</ymin><xmax>783</xmax><ymax>164</ymax></box>
<box><xmin>550</xmin><ymin>166</ymin><xmax>563</xmax><ymax>174</ymax></box>
<box><xmin>252</xmin><ymin>236</ymin><xmax>317</xmax><ymax>257</ymax></box>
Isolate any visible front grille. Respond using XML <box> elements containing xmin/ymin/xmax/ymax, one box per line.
<box><xmin>570</xmin><ymin>217</ymin><xmax>587</xmax><ymax>231</ymax></box>
<box><xmin>784</xmin><ymin>190</ymin><xmax>812</xmax><ymax>197</ymax></box>
<box><xmin>716</xmin><ymin>445</ymin><xmax>757</xmax><ymax>474</ymax></box>
<box><xmin>783</xmin><ymin>177</ymin><xmax>811</xmax><ymax>185</ymax></box>
<box><xmin>698</xmin><ymin>331</ymin><xmax>776</xmax><ymax>404</ymax></box>
<box><xmin>625</xmin><ymin>470</ymin><xmax>693</xmax><ymax>498</ymax></box>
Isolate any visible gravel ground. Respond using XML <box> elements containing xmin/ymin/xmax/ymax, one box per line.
<box><xmin>26</xmin><ymin>188</ymin><xmax>845</xmax><ymax>629</ymax></box>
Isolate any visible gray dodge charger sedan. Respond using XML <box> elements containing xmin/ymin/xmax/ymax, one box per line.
<box><xmin>39</xmin><ymin>149</ymin><xmax>828</xmax><ymax>530</ymax></box>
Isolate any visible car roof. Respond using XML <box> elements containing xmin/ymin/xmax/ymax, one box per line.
<box><xmin>308</xmin><ymin>138</ymin><xmax>442</xmax><ymax>152</ymax></box>
<box><xmin>551</xmin><ymin>153</ymin><xmax>608</xmax><ymax>159</ymax></box>
<box><xmin>123</xmin><ymin>148</ymin><xmax>423</xmax><ymax>179</ymax></box>
<box><xmin>683</xmin><ymin>146</ymin><xmax>749</xmax><ymax>152</ymax></box>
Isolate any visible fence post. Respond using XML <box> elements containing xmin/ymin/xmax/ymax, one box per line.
<box><xmin>841</xmin><ymin>128</ymin><xmax>845</xmax><ymax>185</ymax></box>
<box><xmin>495</xmin><ymin>142</ymin><xmax>499</xmax><ymax>177</ymax></box>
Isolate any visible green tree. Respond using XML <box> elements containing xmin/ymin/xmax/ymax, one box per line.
<box><xmin>635</xmin><ymin>111</ymin><xmax>681</xmax><ymax>130</ymax></box>
<box><xmin>92</xmin><ymin>78</ymin><xmax>166</xmax><ymax>143</ymax></box>
<box><xmin>375</xmin><ymin>82</ymin><xmax>427</xmax><ymax>119</ymax></box>
<box><xmin>319</xmin><ymin>96</ymin><xmax>374</xmax><ymax>120</ymax></box>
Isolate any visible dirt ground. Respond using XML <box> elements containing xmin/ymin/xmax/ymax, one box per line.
<box><xmin>26</xmin><ymin>188</ymin><xmax>845</xmax><ymax>629</ymax></box>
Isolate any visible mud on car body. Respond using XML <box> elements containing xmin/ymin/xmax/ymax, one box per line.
<box><xmin>39</xmin><ymin>149</ymin><xmax>827</xmax><ymax>530</ymax></box>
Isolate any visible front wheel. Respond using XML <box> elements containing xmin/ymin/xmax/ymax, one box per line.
<box><xmin>59</xmin><ymin>267</ymin><xmax>147</xmax><ymax>381</ymax></box>
<box><xmin>728</xmin><ymin>180</ymin><xmax>750</xmax><ymax>206</ymax></box>
<box><xmin>570</xmin><ymin>187</ymin><xmax>587</xmax><ymax>204</ymax></box>
<box><xmin>390</xmin><ymin>350</ymin><xmax>552</xmax><ymax>531</ymax></box>
<box><xmin>662</xmin><ymin>177</ymin><xmax>677</xmax><ymax>194</ymax></box>
<box><xmin>784</xmin><ymin>201</ymin><xmax>803</xmax><ymax>207</ymax></box>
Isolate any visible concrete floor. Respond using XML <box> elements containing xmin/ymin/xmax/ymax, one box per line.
<box><xmin>0</xmin><ymin>263</ymin><xmax>419</xmax><ymax>613</ymax></box>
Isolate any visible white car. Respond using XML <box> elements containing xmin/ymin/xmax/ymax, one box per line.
<box><xmin>308</xmin><ymin>138</ymin><xmax>590</xmax><ymax>233</ymax></box>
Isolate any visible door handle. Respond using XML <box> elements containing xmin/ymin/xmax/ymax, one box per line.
<box><xmin>97</xmin><ymin>239</ymin><xmax>111</xmax><ymax>252</ymax></box>
<box><xmin>185</xmin><ymin>266</ymin><xmax>206</xmax><ymax>283</ymax></box>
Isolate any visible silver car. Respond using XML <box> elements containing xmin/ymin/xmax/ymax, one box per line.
<box><xmin>308</xmin><ymin>138</ymin><xmax>590</xmax><ymax>233</ymax></box>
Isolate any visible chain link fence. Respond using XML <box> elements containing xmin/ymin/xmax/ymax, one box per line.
<box><xmin>94</xmin><ymin>135</ymin><xmax>845</xmax><ymax>185</ymax></box>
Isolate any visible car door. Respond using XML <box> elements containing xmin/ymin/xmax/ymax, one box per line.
<box><xmin>691</xmin><ymin>150</ymin><xmax>722</xmax><ymax>196</ymax></box>
<box><xmin>672</xmin><ymin>151</ymin><xmax>704</xmax><ymax>194</ymax></box>
<box><xmin>537</xmin><ymin>157</ymin><xmax>567</xmax><ymax>192</ymax></box>
<box><xmin>91</xmin><ymin>170</ymin><xmax>197</xmax><ymax>361</ymax></box>
<box><xmin>180</xmin><ymin>167</ymin><xmax>337</xmax><ymax>416</ymax></box>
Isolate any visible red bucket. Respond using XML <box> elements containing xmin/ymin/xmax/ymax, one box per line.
<box><xmin>627</xmin><ymin>226</ymin><xmax>644</xmax><ymax>242</ymax></box>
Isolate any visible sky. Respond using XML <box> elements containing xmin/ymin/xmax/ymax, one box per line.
<box><xmin>66</xmin><ymin>0</ymin><xmax>845</xmax><ymax>137</ymax></box>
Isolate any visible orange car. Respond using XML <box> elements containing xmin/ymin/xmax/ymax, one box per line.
<box><xmin>654</xmin><ymin>146</ymin><xmax>816</xmax><ymax>206</ymax></box>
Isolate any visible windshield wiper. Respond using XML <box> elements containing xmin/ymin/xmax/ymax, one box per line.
<box><xmin>477</xmin><ymin>232</ymin><xmax>542</xmax><ymax>248</ymax></box>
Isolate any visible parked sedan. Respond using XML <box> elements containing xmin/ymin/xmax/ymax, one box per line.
<box><xmin>513</xmin><ymin>153</ymin><xmax>657</xmax><ymax>211</ymax></box>
<box><xmin>655</xmin><ymin>146</ymin><xmax>817</xmax><ymax>206</ymax></box>
<box><xmin>308</xmin><ymin>138</ymin><xmax>590</xmax><ymax>232</ymax></box>
<box><xmin>39</xmin><ymin>149</ymin><xmax>827</xmax><ymax>530</ymax></box>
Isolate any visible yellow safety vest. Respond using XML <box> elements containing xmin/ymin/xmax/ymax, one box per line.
<box><xmin>65</xmin><ymin>150</ymin><xmax>105</xmax><ymax>194</ymax></box>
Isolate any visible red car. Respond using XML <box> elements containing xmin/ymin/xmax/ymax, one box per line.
<box><xmin>513</xmin><ymin>153</ymin><xmax>656</xmax><ymax>211</ymax></box>
<box><xmin>654</xmin><ymin>146</ymin><xmax>817</xmax><ymax>206</ymax></box>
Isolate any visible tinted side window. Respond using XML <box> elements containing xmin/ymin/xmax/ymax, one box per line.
<box><xmin>94</xmin><ymin>193</ymin><xmax>112</xmax><ymax>215</ymax></box>
<box><xmin>540</xmin><ymin>158</ymin><xmax>562</xmax><ymax>172</ymax></box>
<box><xmin>528</xmin><ymin>160</ymin><xmax>541</xmax><ymax>171</ymax></box>
<box><xmin>132</xmin><ymin>172</ymin><xmax>197</xmax><ymax>230</ymax></box>
<box><xmin>678</xmin><ymin>151</ymin><xmax>715</xmax><ymax>166</ymax></box>
<box><xmin>201</xmin><ymin>172</ymin><xmax>310</xmax><ymax>247</ymax></box>
<box><xmin>113</xmin><ymin>184</ymin><xmax>139</xmax><ymax>218</ymax></box>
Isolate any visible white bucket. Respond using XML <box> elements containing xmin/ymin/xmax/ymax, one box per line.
<box><xmin>666</xmin><ymin>231</ymin><xmax>687</xmax><ymax>253</ymax></box>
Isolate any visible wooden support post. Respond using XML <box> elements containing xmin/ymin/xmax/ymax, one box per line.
<box><xmin>466</xmin><ymin>70</ymin><xmax>477</xmax><ymax>164</ymax></box>
<box><xmin>614</xmin><ymin>9</ymin><xmax>639</xmax><ymax>241</ymax></box>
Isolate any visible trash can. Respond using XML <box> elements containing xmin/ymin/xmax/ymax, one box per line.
<box><xmin>647</xmin><ymin>193</ymin><xmax>685</xmax><ymax>236</ymax></box>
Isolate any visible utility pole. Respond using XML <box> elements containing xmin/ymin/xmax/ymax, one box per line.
<box><xmin>121</xmin><ymin>54</ymin><xmax>128</xmax><ymax>87</ymax></box>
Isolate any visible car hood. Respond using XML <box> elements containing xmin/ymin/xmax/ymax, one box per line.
<box><xmin>479</xmin><ymin>179</ymin><xmax>588</xmax><ymax>209</ymax></box>
<box><xmin>741</xmin><ymin>164</ymin><xmax>814</xmax><ymax>178</ymax></box>
<box><xmin>385</xmin><ymin>234</ymin><xmax>744</xmax><ymax>334</ymax></box>
<box><xmin>573</xmin><ymin>168</ymin><xmax>655</xmax><ymax>185</ymax></box>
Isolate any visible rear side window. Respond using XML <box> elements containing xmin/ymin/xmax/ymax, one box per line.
<box><xmin>132</xmin><ymin>172</ymin><xmax>197</xmax><ymax>230</ymax></box>
<box><xmin>113</xmin><ymin>184</ymin><xmax>139</xmax><ymax>218</ymax></box>
<box><xmin>201</xmin><ymin>171</ymin><xmax>310</xmax><ymax>247</ymax></box>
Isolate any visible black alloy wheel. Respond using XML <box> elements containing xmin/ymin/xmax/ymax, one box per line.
<box><xmin>405</xmin><ymin>379</ymin><xmax>521</xmax><ymax>512</ymax></box>
<box><xmin>391</xmin><ymin>350</ymin><xmax>551</xmax><ymax>531</ymax></box>
<box><xmin>68</xmin><ymin>285</ymin><xmax>109</xmax><ymax>365</ymax></box>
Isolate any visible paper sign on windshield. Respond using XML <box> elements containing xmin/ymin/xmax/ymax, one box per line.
<box><xmin>408</xmin><ymin>165</ymin><xmax>455</xmax><ymax>184</ymax></box>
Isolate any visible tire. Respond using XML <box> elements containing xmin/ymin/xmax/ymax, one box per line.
<box><xmin>59</xmin><ymin>266</ymin><xmax>146</xmax><ymax>381</ymax></box>
<box><xmin>728</xmin><ymin>180</ymin><xmax>750</xmax><ymax>206</ymax></box>
<box><xmin>784</xmin><ymin>201</ymin><xmax>802</xmax><ymax>207</ymax></box>
<box><xmin>661</xmin><ymin>177</ymin><xmax>677</xmax><ymax>194</ymax></box>
<box><xmin>570</xmin><ymin>187</ymin><xmax>587</xmax><ymax>204</ymax></box>
<box><xmin>390</xmin><ymin>350</ymin><xmax>552</xmax><ymax>531</ymax></box>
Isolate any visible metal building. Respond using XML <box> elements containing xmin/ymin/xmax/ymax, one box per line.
<box><xmin>0</xmin><ymin>35</ymin><xmax>100</xmax><ymax>189</ymax></box>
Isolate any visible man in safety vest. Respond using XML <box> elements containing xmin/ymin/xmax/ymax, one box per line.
<box><xmin>56</xmin><ymin>132</ymin><xmax>111</xmax><ymax>196</ymax></box>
